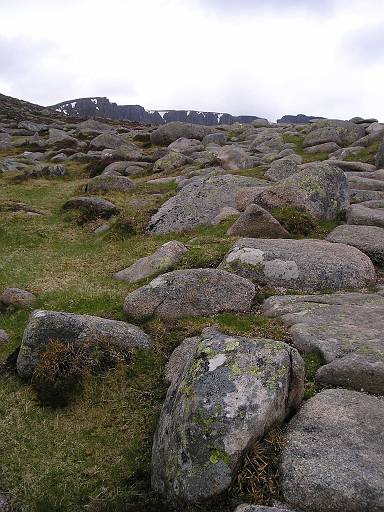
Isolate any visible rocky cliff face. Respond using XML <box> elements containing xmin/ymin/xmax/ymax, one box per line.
<box><xmin>50</xmin><ymin>97</ymin><xmax>264</xmax><ymax>125</ymax></box>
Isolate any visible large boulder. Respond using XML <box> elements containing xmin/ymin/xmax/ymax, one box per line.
<box><xmin>250</xmin><ymin>131</ymin><xmax>284</xmax><ymax>153</ymax></box>
<box><xmin>262</xmin><ymin>291</ymin><xmax>384</xmax><ymax>394</ymax></box>
<box><xmin>280</xmin><ymin>389</ymin><xmax>384</xmax><ymax>511</ymax></box>
<box><xmin>90</xmin><ymin>133</ymin><xmax>137</xmax><ymax>150</ymax></box>
<box><xmin>326</xmin><ymin>224</ymin><xmax>384</xmax><ymax>265</ymax></box>
<box><xmin>85</xmin><ymin>175</ymin><xmax>134</xmax><ymax>193</ymax></box>
<box><xmin>123</xmin><ymin>269</ymin><xmax>255</xmax><ymax>320</ymax></box>
<box><xmin>150</xmin><ymin>122</ymin><xmax>215</xmax><ymax>145</ymax></box>
<box><xmin>47</xmin><ymin>128</ymin><xmax>79</xmax><ymax>148</ymax></box>
<box><xmin>115</xmin><ymin>241</ymin><xmax>188</xmax><ymax>283</ymax></box>
<box><xmin>17</xmin><ymin>310</ymin><xmax>152</xmax><ymax>379</ymax></box>
<box><xmin>220</xmin><ymin>238</ymin><xmax>375</xmax><ymax>293</ymax></box>
<box><xmin>63</xmin><ymin>196</ymin><xmax>118</xmax><ymax>219</ymax></box>
<box><xmin>151</xmin><ymin>328</ymin><xmax>304</xmax><ymax>505</ymax></box>
<box><xmin>227</xmin><ymin>204</ymin><xmax>289</xmax><ymax>238</ymax></box>
<box><xmin>375</xmin><ymin>140</ymin><xmax>384</xmax><ymax>168</ymax></box>
<box><xmin>148</xmin><ymin>175</ymin><xmax>269</xmax><ymax>234</ymax></box>
<box><xmin>257</xmin><ymin>163</ymin><xmax>349</xmax><ymax>220</ymax></box>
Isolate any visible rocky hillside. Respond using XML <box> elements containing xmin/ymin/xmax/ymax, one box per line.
<box><xmin>1</xmin><ymin>97</ymin><xmax>384</xmax><ymax>512</ymax></box>
<box><xmin>51</xmin><ymin>96</ymin><xmax>266</xmax><ymax>126</ymax></box>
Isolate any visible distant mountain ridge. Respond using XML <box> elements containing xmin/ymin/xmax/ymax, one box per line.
<box><xmin>50</xmin><ymin>97</ymin><xmax>265</xmax><ymax>126</ymax></box>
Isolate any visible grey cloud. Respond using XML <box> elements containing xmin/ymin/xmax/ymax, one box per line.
<box><xmin>198</xmin><ymin>0</ymin><xmax>335</xmax><ymax>15</ymax></box>
<box><xmin>345</xmin><ymin>24</ymin><xmax>384</xmax><ymax>62</ymax></box>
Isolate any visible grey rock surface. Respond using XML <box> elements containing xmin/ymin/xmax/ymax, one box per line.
<box><xmin>115</xmin><ymin>240</ymin><xmax>188</xmax><ymax>283</ymax></box>
<box><xmin>227</xmin><ymin>204</ymin><xmax>289</xmax><ymax>238</ymax></box>
<box><xmin>264</xmin><ymin>159</ymin><xmax>298</xmax><ymax>182</ymax></box>
<box><xmin>148</xmin><ymin>175</ymin><xmax>269</xmax><ymax>233</ymax></box>
<box><xmin>326</xmin><ymin>224</ymin><xmax>384</xmax><ymax>265</ymax></box>
<box><xmin>0</xmin><ymin>330</ymin><xmax>10</xmax><ymax>344</ymax></box>
<box><xmin>262</xmin><ymin>290</ymin><xmax>384</xmax><ymax>394</ymax></box>
<box><xmin>281</xmin><ymin>389</ymin><xmax>384</xmax><ymax>511</ymax></box>
<box><xmin>17</xmin><ymin>310</ymin><xmax>152</xmax><ymax>379</ymax></box>
<box><xmin>152</xmin><ymin>328</ymin><xmax>304</xmax><ymax>504</ymax></box>
<box><xmin>123</xmin><ymin>269</ymin><xmax>255</xmax><ymax>319</ymax></box>
<box><xmin>150</xmin><ymin>122</ymin><xmax>215</xmax><ymax>145</ymax></box>
<box><xmin>347</xmin><ymin>200</ymin><xmax>384</xmax><ymax>227</ymax></box>
<box><xmin>63</xmin><ymin>196</ymin><xmax>118</xmax><ymax>219</ymax></box>
<box><xmin>86</xmin><ymin>174</ymin><xmax>134</xmax><ymax>193</ymax></box>
<box><xmin>221</xmin><ymin>238</ymin><xmax>375</xmax><ymax>293</ymax></box>
<box><xmin>0</xmin><ymin>288</ymin><xmax>36</xmax><ymax>309</ymax></box>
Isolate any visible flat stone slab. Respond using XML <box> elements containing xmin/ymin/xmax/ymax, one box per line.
<box><xmin>262</xmin><ymin>290</ymin><xmax>384</xmax><ymax>394</ymax></box>
<box><xmin>326</xmin><ymin>224</ymin><xmax>384</xmax><ymax>265</ymax></box>
<box><xmin>281</xmin><ymin>389</ymin><xmax>384</xmax><ymax>511</ymax></box>
<box><xmin>114</xmin><ymin>240</ymin><xmax>188</xmax><ymax>283</ymax></box>
<box><xmin>347</xmin><ymin>176</ymin><xmax>384</xmax><ymax>191</ymax></box>
<box><xmin>152</xmin><ymin>328</ymin><xmax>304</xmax><ymax>505</ymax></box>
<box><xmin>123</xmin><ymin>269</ymin><xmax>256</xmax><ymax>319</ymax></box>
<box><xmin>220</xmin><ymin>238</ymin><xmax>375</xmax><ymax>293</ymax></box>
<box><xmin>347</xmin><ymin>200</ymin><xmax>384</xmax><ymax>227</ymax></box>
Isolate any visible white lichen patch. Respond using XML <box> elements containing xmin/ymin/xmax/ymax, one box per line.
<box><xmin>149</xmin><ymin>275</ymin><xmax>168</xmax><ymax>288</ymax></box>
<box><xmin>208</xmin><ymin>353</ymin><xmax>227</xmax><ymax>372</ymax></box>
<box><xmin>32</xmin><ymin>310</ymin><xmax>46</xmax><ymax>318</ymax></box>
<box><xmin>226</xmin><ymin>247</ymin><xmax>264</xmax><ymax>266</ymax></box>
<box><xmin>263</xmin><ymin>259</ymin><xmax>299</xmax><ymax>281</ymax></box>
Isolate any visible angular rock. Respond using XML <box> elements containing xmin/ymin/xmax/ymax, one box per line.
<box><xmin>220</xmin><ymin>238</ymin><xmax>375</xmax><ymax>292</ymax></box>
<box><xmin>28</xmin><ymin>164</ymin><xmax>66</xmax><ymax>178</ymax></box>
<box><xmin>148</xmin><ymin>175</ymin><xmax>269</xmax><ymax>234</ymax></box>
<box><xmin>123</xmin><ymin>269</ymin><xmax>255</xmax><ymax>319</ymax></box>
<box><xmin>152</xmin><ymin>328</ymin><xmax>304</xmax><ymax>504</ymax></box>
<box><xmin>17</xmin><ymin>310</ymin><xmax>152</xmax><ymax>379</ymax></box>
<box><xmin>303</xmin><ymin>120</ymin><xmax>365</xmax><ymax>147</ymax></box>
<box><xmin>330</xmin><ymin>160</ymin><xmax>376</xmax><ymax>173</ymax></box>
<box><xmin>0</xmin><ymin>288</ymin><xmax>36</xmax><ymax>309</ymax></box>
<box><xmin>90</xmin><ymin>133</ymin><xmax>134</xmax><ymax>150</ymax></box>
<box><xmin>262</xmin><ymin>290</ymin><xmax>384</xmax><ymax>394</ymax></box>
<box><xmin>350</xmin><ymin>189</ymin><xmax>384</xmax><ymax>203</ymax></box>
<box><xmin>280</xmin><ymin>389</ymin><xmax>384</xmax><ymax>511</ymax></box>
<box><xmin>326</xmin><ymin>224</ymin><xmax>384</xmax><ymax>265</ymax></box>
<box><xmin>150</xmin><ymin>122</ymin><xmax>215</xmax><ymax>145</ymax></box>
<box><xmin>115</xmin><ymin>241</ymin><xmax>188</xmax><ymax>283</ymax></box>
<box><xmin>257</xmin><ymin>163</ymin><xmax>349</xmax><ymax>220</ymax></box>
<box><xmin>227</xmin><ymin>205</ymin><xmax>289</xmax><ymax>238</ymax></box>
<box><xmin>375</xmin><ymin>140</ymin><xmax>384</xmax><ymax>168</ymax></box>
<box><xmin>86</xmin><ymin>175</ymin><xmax>134</xmax><ymax>193</ymax></box>
<box><xmin>48</xmin><ymin>128</ymin><xmax>78</xmax><ymax>147</ymax></box>
<box><xmin>250</xmin><ymin>131</ymin><xmax>284</xmax><ymax>153</ymax></box>
<box><xmin>63</xmin><ymin>196</ymin><xmax>118</xmax><ymax>219</ymax></box>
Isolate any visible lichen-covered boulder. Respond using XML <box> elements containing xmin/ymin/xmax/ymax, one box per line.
<box><xmin>123</xmin><ymin>269</ymin><xmax>255</xmax><ymax>319</ymax></box>
<box><xmin>148</xmin><ymin>175</ymin><xmax>269</xmax><ymax>233</ymax></box>
<box><xmin>262</xmin><ymin>291</ymin><xmax>384</xmax><ymax>395</ymax></box>
<box><xmin>303</xmin><ymin>120</ymin><xmax>365</xmax><ymax>147</ymax></box>
<box><xmin>115</xmin><ymin>240</ymin><xmax>188</xmax><ymax>283</ymax></box>
<box><xmin>220</xmin><ymin>238</ymin><xmax>375</xmax><ymax>293</ymax></box>
<box><xmin>17</xmin><ymin>310</ymin><xmax>152</xmax><ymax>379</ymax></box>
<box><xmin>257</xmin><ymin>163</ymin><xmax>349</xmax><ymax>220</ymax></box>
<box><xmin>216</xmin><ymin>145</ymin><xmax>253</xmax><ymax>170</ymax></box>
<box><xmin>347</xmin><ymin>200</ymin><xmax>384</xmax><ymax>227</ymax></box>
<box><xmin>280</xmin><ymin>389</ymin><xmax>384</xmax><ymax>512</ymax></box>
<box><xmin>151</xmin><ymin>328</ymin><xmax>304</xmax><ymax>505</ymax></box>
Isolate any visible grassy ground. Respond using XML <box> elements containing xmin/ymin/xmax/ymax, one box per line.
<box><xmin>0</xmin><ymin>161</ymin><xmax>292</xmax><ymax>511</ymax></box>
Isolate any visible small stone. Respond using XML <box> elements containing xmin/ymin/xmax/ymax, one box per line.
<box><xmin>0</xmin><ymin>288</ymin><xmax>36</xmax><ymax>309</ymax></box>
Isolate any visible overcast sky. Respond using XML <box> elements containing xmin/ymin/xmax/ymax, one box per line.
<box><xmin>0</xmin><ymin>0</ymin><xmax>383</xmax><ymax>121</ymax></box>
